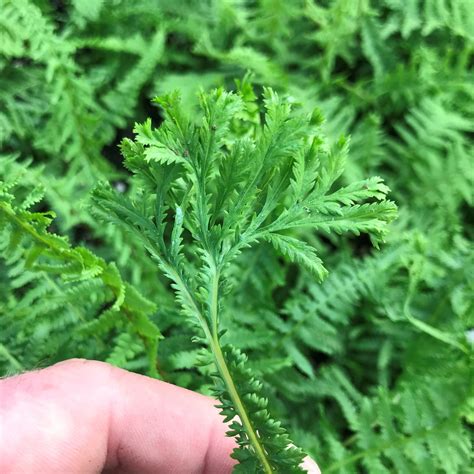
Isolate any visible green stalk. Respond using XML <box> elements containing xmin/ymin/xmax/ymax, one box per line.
<box><xmin>210</xmin><ymin>338</ymin><xmax>273</xmax><ymax>473</ymax></box>
<box><xmin>170</xmin><ymin>262</ymin><xmax>273</xmax><ymax>472</ymax></box>
<box><xmin>208</xmin><ymin>269</ymin><xmax>273</xmax><ymax>474</ymax></box>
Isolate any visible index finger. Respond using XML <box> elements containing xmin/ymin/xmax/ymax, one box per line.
<box><xmin>0</xmin><ymin>359</ymin><xmax>236</xmax><ymax>473</ymax></box>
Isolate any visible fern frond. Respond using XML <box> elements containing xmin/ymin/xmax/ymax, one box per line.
<box><xmin>91</xmin><ymin>87</ymin><xmax>396</xmax><ymax>472</ymax></box>
<box><xmin>322</xmin><ymin>372</ymin><xmax>471</xmax><ymax>473</ymax></box>
<box><xmin>0</xmin><ymin>157</ymin><xmax>161</xmax><ymax>375</ymax></box>
<box><xmin>264</xmin><ymin>233</ymin><xmax>327</xmax><ymax>280</ymax></box>
<box><xmin>1</xmin><ymin>3</ymin><xmax>471</xmax><ymax>472</ymax></box>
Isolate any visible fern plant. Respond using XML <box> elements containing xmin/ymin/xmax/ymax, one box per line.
<box><xmin>0</xmin><ymin>155</ymin><xmax>161</xmax><ymax>375</ymax></box>
<box><xmin>1</xmin><ymin>1</ymin><xmax>472</xmax><ymax>472</ymax></box>
<box><xmin>89</xmin><ymin>87</ymin><xmax>396</xmax><ymax>471</ymax></box>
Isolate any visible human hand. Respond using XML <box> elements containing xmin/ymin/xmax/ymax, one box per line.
<box><xmin>0</xmin><ymin>359</ymin><xmax>320</xmax><ymax>473</ymax></box>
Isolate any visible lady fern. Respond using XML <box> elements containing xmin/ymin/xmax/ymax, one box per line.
<box><xmin>91</xmin><ymin>88</ymin><xmax>396</xmax><ymax>471</ymax></box>
<box><xmin>0</xmin><ymin>155</ymin><xmax>161</xmax><ymax>375</ymax></box>
<box><xmin>1</xmin><ymin>1</ymin><xmax>472</xmax><ymax>472</ymax></box>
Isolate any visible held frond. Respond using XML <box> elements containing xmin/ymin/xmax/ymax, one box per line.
<box><xmin>91</xmin><ymin>87</ymin><xmax>396</xmax><ymax>472</ymax></box>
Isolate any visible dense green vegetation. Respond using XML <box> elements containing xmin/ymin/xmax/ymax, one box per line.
<box><xmin>1</xmin><ymin>1</ymin><xmax>472</xmax><ymax>472</ymax></box>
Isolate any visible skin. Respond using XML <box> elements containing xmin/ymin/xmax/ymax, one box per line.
<box><xmin>0</xmin><ymin>359</ymin><xmax>320</xmax><ymax>473</ymax></box>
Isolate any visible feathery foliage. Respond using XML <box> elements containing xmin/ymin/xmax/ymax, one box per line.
<box><xmin>90</xmin><ymin>88</ymin><xmax>395</xmax><ymax>471</ymax></box>
<box><xmin>0</xmin><ymin>155</ymin><xmax>161</xmax><ymax>375</ymax></box>
<box><xmin>1</xmin><ymin>1</ymin><xmax>472</xmax><ymax>472</ymax></box>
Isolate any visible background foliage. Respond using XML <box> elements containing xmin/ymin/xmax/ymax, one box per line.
<box><xmin>1</xmin><ymin>0</ymin><xmax>473</xmax><ymax>472</ymax></box>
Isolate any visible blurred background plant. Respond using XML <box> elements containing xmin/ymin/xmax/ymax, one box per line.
<box><xmin>0</xmin><ymin>1</ymin><xmax>472</xmax><ymax>472</ymax></box>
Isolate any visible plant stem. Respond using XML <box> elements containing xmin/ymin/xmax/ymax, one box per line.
<box><xmin>208</xmin><ymin>268</ymin><xmax>273</xmax><ymax>474</ymax></box>
<box><xmin>211</xmin><ymin>337</ymin><xmax>273</xmax><ymax>474</ymax></box>
<box><xmin>165</xmin><ymin>252</ymin><xmax>273</xmax><ymax>472</ymax></box>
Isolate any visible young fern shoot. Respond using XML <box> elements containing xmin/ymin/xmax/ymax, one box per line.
<box><xmin>91</xmin><ymin>88</ymin><xmax>397</xmax><ymax>472</ymax></box>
